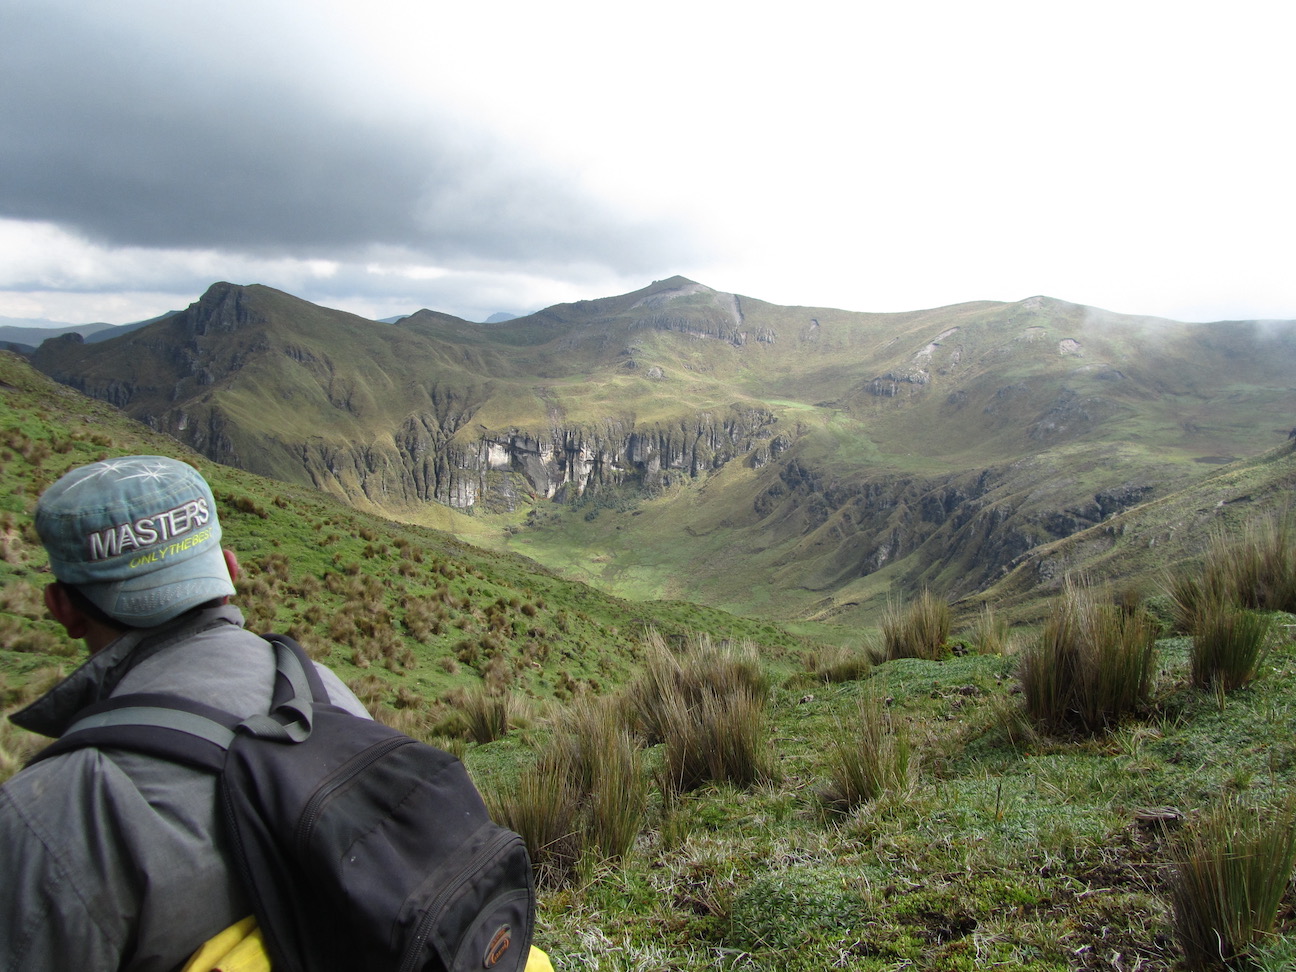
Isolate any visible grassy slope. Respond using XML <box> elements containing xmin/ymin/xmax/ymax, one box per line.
<box><xmin>498</xmin><ymin>637</ymin><xmax>1296</xmax><ymax>971</ymax></box>
<box><xmin>981</xmin><ymin>438</ymin><xmax>1296</xmax><ymax>622</ymax></box>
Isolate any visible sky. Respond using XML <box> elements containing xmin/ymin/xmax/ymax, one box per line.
<box><xmin>1</xmin><ymin>1</ymin><xmax>1293</xmax><ymax>327</ymax></box>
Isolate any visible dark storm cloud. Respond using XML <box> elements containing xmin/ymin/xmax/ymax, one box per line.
<box><xmin>0</xmin><ymin>2</ymin><xmax>686</xmax><ymax>273</ymax></box>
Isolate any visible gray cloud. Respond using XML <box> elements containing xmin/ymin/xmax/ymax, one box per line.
<box><xmin>0</xmin><ymin>2</ymin><xmax>690</xmax><ymax>275</ymax></box>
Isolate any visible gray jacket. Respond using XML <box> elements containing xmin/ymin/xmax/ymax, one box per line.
<box><xmin>0</xmin><ymin>605</ymin><xmax>369</xmax><ymax>972</ymax></box>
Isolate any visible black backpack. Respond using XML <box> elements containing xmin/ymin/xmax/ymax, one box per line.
<box><xmin>32</xmin><ymin>634</ymin><xmax>535</xmax><ymax>972</ymax></box>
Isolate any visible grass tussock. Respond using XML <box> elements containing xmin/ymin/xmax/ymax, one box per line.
<box><xmin>1190</xmin><ymin>602</ymin><xmax>1272</xmax><ymax>694</ymax></box>
<box><xmin>970</xmin><ymin>602</ymin><xmax>1010</xmax><ymax>655</ymax></box>
<box><xmin>821</xmin><ymin>692</ymin><xmax>915</xmax><ymax>815</ymax></box>
<box><xmin>1170</xmin><ymin>795</ymin><xmax>1296</xmax><ymax>970</ymax></box>
<box><xmin>1166</xmin><ymin>516</ymin><xmax>1296</xmax><ymax>632</ymax></box>
<box><xmin>0</xmin><ymin>665</ymin><xmax>68</xmax><ymax>783</ymax></box>
<box><xmin>456</xmin><ymin>685</ymin><xmax>522</xmax><ymax>744</ymax></box>
<box><xmin>623</xmin><ymin>631</ymin><xmax>773</xmax><ymax>793</ymax></box>
<box><xmin>658</xmin><ymin>688</ymin><xmax>772</xmax><ymax>794</ymax></box>
<box><xmin>880</xmin><ymin>590</ymin><xmax>950</xmax><ymax>661</ymax></box>
<box><xmin>488</xmin><ymin>696</ymin><xmax>646</xmax><ymax>887</ymax></box>
<box><xmin>794</xmin><ymin>644</ymin><xmax>872</xmax><ymax>686</ymax></box>
<box><xmin>487</xmin><ymin>754</ymin><xmax>583</xmax><ymax>887</ymax></box>
<box><xmin>1018</xmin><ymin>580</ymin><xmax>1159</xmax><ymax>736</ymax></box>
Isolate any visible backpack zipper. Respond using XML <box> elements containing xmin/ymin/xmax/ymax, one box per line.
<box><xmin>295</xmin><ymin>733</ymin><xmax>412</xmax><ymax>853</ymax></box>
<box><xmin>397</xmin><ymin>827</ymin><xmax>521</xmax><ymax>972</ymax></box>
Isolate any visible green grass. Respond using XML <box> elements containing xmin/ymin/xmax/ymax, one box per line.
<box><xmin>1170</xmin><ymin>795</ymin><xmax>1296</xmax><ymax>969</ymax></box>
<box><xmin>454</xmin><ymin>626</ymin><xmax>1296</xmax><ymax>971</ymax></box>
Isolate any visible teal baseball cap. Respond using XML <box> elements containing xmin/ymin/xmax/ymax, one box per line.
<box><xmin>35</xmin><ymin>455</ymin><xmax>235</xmax><ymax>627</ymax></box>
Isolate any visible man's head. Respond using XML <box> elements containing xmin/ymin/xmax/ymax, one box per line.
<box><xmin>35</xmin><ymin>456</ymin><xmax>235</xmax><ymax>628</ymax></box>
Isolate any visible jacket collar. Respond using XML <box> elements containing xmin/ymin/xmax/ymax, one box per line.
<box><xmin>9</xmin><ymin>605</ymin><xmax>245</xmax><ymax>738</ymax></box>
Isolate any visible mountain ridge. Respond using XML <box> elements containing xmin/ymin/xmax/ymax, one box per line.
<box><xmin>26</xmin><ymin>278</ymin><xmax>1296</xmax><ymax>627</ymax></box>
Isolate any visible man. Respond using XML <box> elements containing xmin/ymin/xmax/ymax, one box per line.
<box><xmin>0</xmin><ymin>455</ymin><xmax>370</xmax><ymax>971</ymax></box>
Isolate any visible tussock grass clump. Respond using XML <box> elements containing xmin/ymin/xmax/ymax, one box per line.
<box><xmin>488</xmin><ymin>696</ymin><xmax>647</xmax><ymax>887</ymax></box>
<box><xmin>0</xmin><ymin>614</ymin><xmax>74</xmax><ymax>656</ymax></box>
<box><xmin>624</xmin><ymin>630</ymin><xmax>773</xmax><ymax>793</ymax></box>
<box><xmin>1170</xmin><ymin>796</ymin><xmax>1296</xmax><ymax>970</ymax></box>
<box><xmin>794</xmin><ymin>645</ymin><xmax>872</xmax><ymax>685</ymax></box>
<box><xmin>623</xmin><ymin>631</ymin><xmax>770</xmax><ymax>743</ymax></box>
<box><xmin>457</xmin><ymin>685</ymin><xmax>520</xmax><ymax>744</ymax></box>
<box><xmin>1</xmin><ymin>665</ymin><xmax>67</xmax><ymax>783</ymax></box>
<box><xmin>0</xmin><ymin>720</ymin><xmax>46</xmax><ymax>781</ymax></box>
<box><xmin>821</xmin><ymin>693</ymin><xmax>914</xmax><ymax>814</ymax></box>
<box><xmin>1191</xmin><ymin>602</ymin><xmax>1272</xmax><ymax>694</ymax></box>
<box><xmin>880</xmin><ymin>590</ymin><xmax>950</xmax><ymax>661</ymax></box>
<box><xmin>970</xmin><ymin>602</ymin><xmax>1009</xmax><ymax>655</ymax></box>
<box><xmin>1018</xmin><ymin>581</ymin><xmax>1158</xmax><ymax>736</ymax></box>
<box><xmin>551</xmin><ymin>697</ymin><xmax>647</xmax><ymax>864</ymax></box>
<box><xmin>658</xmin><ymin>688</ymin><xmax>772</xmax><ymax>793</ymax></box>
<box><xmin>488</xmin><ymin>757</ymin><xmax>583</xmax><ymax>887</ymax></box>
<box><xmin>1166</xmin><ymin>517</ymin><xmax>1296</xmax><ymax>632</ymax></box>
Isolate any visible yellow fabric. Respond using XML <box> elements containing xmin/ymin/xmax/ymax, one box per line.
<box><xmin>180</xmin><ymin>917</ymin><xmax>551</xmax><ymax>972</ymax></box>
<box><xmin>180</xmin><ymin>916</ymin><xmax>272</xmax><ymax>972</ymax></box>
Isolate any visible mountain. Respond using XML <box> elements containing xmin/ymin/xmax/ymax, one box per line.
<box><xmin>484</xmin><ymin>312</ymin><xmax>519</xmax><ymax>323</ymax></box>
<box><xmin>0</xmin><ymin>321</ymin><xmax>116</xmax><ymax>352</ymax></box>
<box><xmin>0</xmin><ymin>311</ymin><xmax>177</xmax><ymax>353</ymax></box>
<box><xmin>84</xmin><ymin>313</ymin><xmax>176</xmax><ymax>342</ymax></box>
<box><xmin>28</xmin><ymin>277</ymin><xmax>1296</xmax><ymax>628</ymax></box>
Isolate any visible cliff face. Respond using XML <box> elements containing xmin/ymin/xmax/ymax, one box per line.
<box><xmin>260</xmin><ymin>406</ymin><xmax>781</xmax><ymax>512</ymax></box>
<box><xmin>746</xmin><ymin>455</ymin><xmax>1160</xmax><ymax>601</ymax></box>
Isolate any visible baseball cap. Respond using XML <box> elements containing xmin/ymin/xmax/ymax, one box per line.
<box><xmin>35</xmin><ymin>455</ymin><xmax>235</xmax><ymax>627</ymax></box>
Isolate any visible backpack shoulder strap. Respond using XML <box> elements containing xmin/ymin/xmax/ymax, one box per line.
<box><xmin>262</xmin><ymin>633</ymin><xmax>330</xmax><ymax>706</ymax></box>
<box><xmin>29</xmin><ymin>692</ymin><xmax>239</xmax><ymax>770</ymax></box>
<box><xmin>28</xmin><ymin>634</ymin><xmax>331</xmax><ymax>767</ymax></box>
<box><xmin>239</xmin><ymin>634</ymin><xmax>329</xmax><ymax>743</ymax></box>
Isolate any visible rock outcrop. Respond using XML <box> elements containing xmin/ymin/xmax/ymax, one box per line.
<box><xmin>298</xmin><ymin>406</ymin><xmax>780</xmax><ymax>512</ymax></box>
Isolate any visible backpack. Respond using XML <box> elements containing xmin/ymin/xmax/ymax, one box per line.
<box><xmin>32</xmin><ymin>634</ymin><xmax>535</xmax><ymax>972</ymax></box>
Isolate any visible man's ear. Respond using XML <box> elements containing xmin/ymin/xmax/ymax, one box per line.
<box><xmin>223</xmin><ymin>548</ymin><xmax>240</xmax><ymax>587</ymax></box>
<box><xmin>45</xmin><ymin>582</ymin><xmax>89</xmax><ymax>640</ymax></box>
